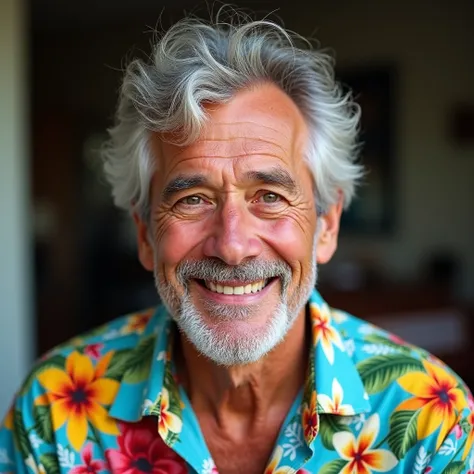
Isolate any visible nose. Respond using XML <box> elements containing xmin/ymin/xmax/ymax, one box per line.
<box><xmin>203</xmin><ymin>200</ymin><xmax>263</xmax><ymax>265</ymax></box>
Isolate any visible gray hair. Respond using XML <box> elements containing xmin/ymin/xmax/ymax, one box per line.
<box><xmin>102</xmin><ymin>12</ymin><xmax>364</xmax><ymax>217</ymax></box>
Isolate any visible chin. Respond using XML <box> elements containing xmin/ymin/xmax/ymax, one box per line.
<box><xmin>176</xmin><ymin>296</ymin><xmax>293</xmax><ymax>366</ymax></box>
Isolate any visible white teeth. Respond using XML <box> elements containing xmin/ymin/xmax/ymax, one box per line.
<box><xmin>204</xmin><ymin>279</ymin><xmax>268</xmax><ymax>295</ymax></box>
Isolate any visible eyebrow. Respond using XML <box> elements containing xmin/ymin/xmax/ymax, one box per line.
<box><xmin>245</xmin><ymin>167</ymin><xmax>299</xmax><ymax>195</ymax></box>
<box><xmin>161</xmin><ymin>166</ymin><xmax>299</xmax><ymax>202</ymax></box>
<box><xmin>161</xmin><ymin>175</ymin><xmax>207</xmax><ymax>202</ymax></box>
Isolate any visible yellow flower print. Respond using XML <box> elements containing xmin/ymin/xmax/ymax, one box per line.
<box><xmin>310</xmin><ymin>302</ymin><xmax>344</xmax><ymax>365</ymax></box>
<box><xmin>158</xmin><ymin>387</ymin><xmax>183</xmax><ymax>439</ymax></box>
<box><xmin>35</xmin><ymin>351</ymin><xmax>120</xmax><ymax>451</ymax></box>
<box><xmin>318</xmin><ymin>378</ymin><xmax>354</xmax><ymax>415</ymax></box>
<box><xmin>396</xmin><ymin>360</ymin><xmax>466</xmax><ymax>449</ymax></box>
<box><xmin>121</xmin><ymin>310</ymin><xmax>153</xmax><ymax>335</ymax></box>
<box><xmin>264</xmin><ymin>446</ymin><xmax>294</xmax><ymax>474</ymax></box>
<box><xmin>333</xmin><ymin>414</ymin><xmax>398</xmax><ymax>474</ymax></box>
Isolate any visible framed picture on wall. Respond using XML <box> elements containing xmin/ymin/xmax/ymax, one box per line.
<box><xmin>336</xmin><ymin>65</ymin><xmax>397</xmax><ymax>235</ymax></box>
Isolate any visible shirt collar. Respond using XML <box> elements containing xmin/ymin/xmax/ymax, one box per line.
<box><xmin>309</xmin><ymin>289</ymin><xmax>370</xmax><ymax>414</ymax></box>
<box><xmin>109</xmin><ymin>289</ymin><xmax>371</xmax><ymax>429</ymax></box>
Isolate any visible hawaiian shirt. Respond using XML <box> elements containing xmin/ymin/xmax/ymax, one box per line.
<box><xmin>1</xmin><ymin>289</ymin><xmax>473</xmax><ymax>474</ymax></box>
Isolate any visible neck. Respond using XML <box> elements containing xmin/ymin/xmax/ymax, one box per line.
<box><xmin>175</xmin><ymin>308</ymin><xmax>308</xmax><ymax>437</ymax></box>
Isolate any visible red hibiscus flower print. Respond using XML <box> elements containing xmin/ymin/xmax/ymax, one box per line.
<box><xmin>302</xmin><ymin>392</ymin><xmax>318</xmax><ymax>443</ymax></box>
<box><xmin>105</xmin><ymin>418</ymin><xmax>188</xmax><ymax>474</ymax></box>
<box><xmin>70</xmin><ymin>443</ymin><xmax>107</xmax><ymax>474</ymax></box>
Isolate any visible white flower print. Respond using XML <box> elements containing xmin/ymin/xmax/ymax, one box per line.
<box><xmin>318</xmin><ymin>378</ymin><xmax>354</xmax><ymax>415</ymax></box>
<box><xmin>201</xmin><ymin>458</ymin><xmax>218</xmax><ymax>474</ymax></box>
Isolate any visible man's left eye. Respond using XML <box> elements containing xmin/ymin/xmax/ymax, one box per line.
<box><xmin>180</xmin><ymin>195</ymin><xmax>203</xmax><ymax>205</ymax></box>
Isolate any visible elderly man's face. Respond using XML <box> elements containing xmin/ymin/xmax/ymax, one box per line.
<box><xmin>135</xmin><ymin>83</ymin><xmax>341</xmax><ymax>365</ymax></box>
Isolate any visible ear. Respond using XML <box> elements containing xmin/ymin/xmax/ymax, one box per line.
<box><xmin>133</xmin><ymin>212</ymin><xmax>154</xmax><ymax>272</ymax></box>
<box><xmin>315</xmin><ymin>194</ymin><xmax>343</xmax><ymax>264</ymax></box>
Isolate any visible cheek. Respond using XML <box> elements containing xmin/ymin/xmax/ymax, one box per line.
<box><xmin>263</xmin><ymin>217</ymin><xmax>315</xmax><ymax>268</ymax></box>
<box><xmin>154</xmin><ymin>220</ymin><xmax>206</xmax><ymax>268</ymax></box>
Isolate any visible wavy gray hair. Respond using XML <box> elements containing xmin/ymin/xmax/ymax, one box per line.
<box><xmin>102</xmin><ymin>13</ymin><xmax>363</xmax><ymax>217</ymax></box>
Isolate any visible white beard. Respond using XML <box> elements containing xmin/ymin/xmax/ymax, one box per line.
<box><xmin>154</xmin><ymin>237</ymin><xmax>318</xmax><ymax>366</ymax></box>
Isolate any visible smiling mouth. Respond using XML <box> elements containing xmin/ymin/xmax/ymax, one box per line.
<box><xmin>195</xmin><ymin>278</ymin><xmax>275</xmax><ymax>295</ymax></box>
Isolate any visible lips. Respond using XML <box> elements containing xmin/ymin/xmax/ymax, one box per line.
<box><xmin>203</xmin><ymin>279</ymin><xmax>269</xmax><ymax>295</ymax></box>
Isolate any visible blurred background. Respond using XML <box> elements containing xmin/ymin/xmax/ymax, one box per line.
<box><xmin>1</xmin><ymin>0</ymin><xmax>473</xmax><ymax>413</ymax></box>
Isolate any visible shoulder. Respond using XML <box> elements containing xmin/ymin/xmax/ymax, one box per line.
<box><xmin>7</xmin><ymin>305</ymin><xmax>166</xmax><ymax>415</ymax></box>
<box><xmin>309</xmin><ymin>294</ymin><xmax>472</xmax><ymax>409</ymax></box>
<box><xmin>0</xmin><ymin>306</ymin><xmax>168</xmax><ymax>462</ymax></box>
<box><xmin>320</xmin><ymin>299</ymin><xmax>472</xmax><ymax>433</ymax></box>
<box><xmin>322</xmin><ymin>299</ymin><xmax>471</xmax><ymax>396</ymax></box>
<box><xmin>310</xmin><ymin>296</ymin><xmax>474</xmax><ymax>467</ymax></box>
<box><xmin>52</xmin><ymin>306</ymin><xmax>159</xmax><ymax>352</ymax></box>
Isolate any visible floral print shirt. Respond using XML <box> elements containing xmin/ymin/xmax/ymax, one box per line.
<box><xmin>1</xmin><ymin>290</ymin><xmax>473</xmax><ymax>474</ymax></box>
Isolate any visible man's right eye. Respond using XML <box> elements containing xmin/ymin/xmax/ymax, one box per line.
<box><xmin>179</xmin><ymin>195</ymin><xmax>203</xmax><ymax>205</ymax></box>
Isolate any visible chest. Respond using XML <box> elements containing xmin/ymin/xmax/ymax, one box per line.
<box><xmin>197</xmin><ymin>410</ymin><xmax>284</xmax><ymax>474</ymax></box>
<box><xmin>205</xmin><ymin>435</ymin><xmax>276</xmax><ymax>474</ymax></box>
<box><xmin>193</xmin><ymin>397</ymin><xmax>296</xmax><ymax>474</ymax></box>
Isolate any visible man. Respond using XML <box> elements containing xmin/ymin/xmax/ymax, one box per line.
<box><xmin>1</xmin><ymin>12</ymin><xmax>472</xmax><ymax>474</ymax></box>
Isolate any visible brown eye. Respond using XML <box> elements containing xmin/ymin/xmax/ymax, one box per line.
<box><xmin>262</xmin><ymin>192</ymin><xmax>281</xmax><ymax>203</ymax></box>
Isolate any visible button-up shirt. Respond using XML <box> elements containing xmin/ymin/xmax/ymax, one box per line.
<box><xmin>1</xmin><ymin>290</ymin><xmax>473</xmax><ymax>473</ymax></box>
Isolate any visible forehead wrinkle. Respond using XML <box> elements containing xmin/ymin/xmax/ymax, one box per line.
<box><xmin>200</xmin><ymin>120</ymin><xmax>291</xmax><ymax>139</ymax></box>
<box><xmin>161</xmin><ymin>154</ymin><xmax>211</xmax><ymax>180</ymax></box>
<box><xmin>176</xmin><ymin>138</ymin><xmax>289</xmax><ymax>161</ymax></box>
<box><xmin>196</xmin><ymin>136</ymin><xmax>288</xmax><ymax>148</ymax></box>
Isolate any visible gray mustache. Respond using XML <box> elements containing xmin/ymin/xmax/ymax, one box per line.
<box><xmin>176</xmin><ymin>258</ymin><xmax>292</xmax><ymax>288</ymax></box>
